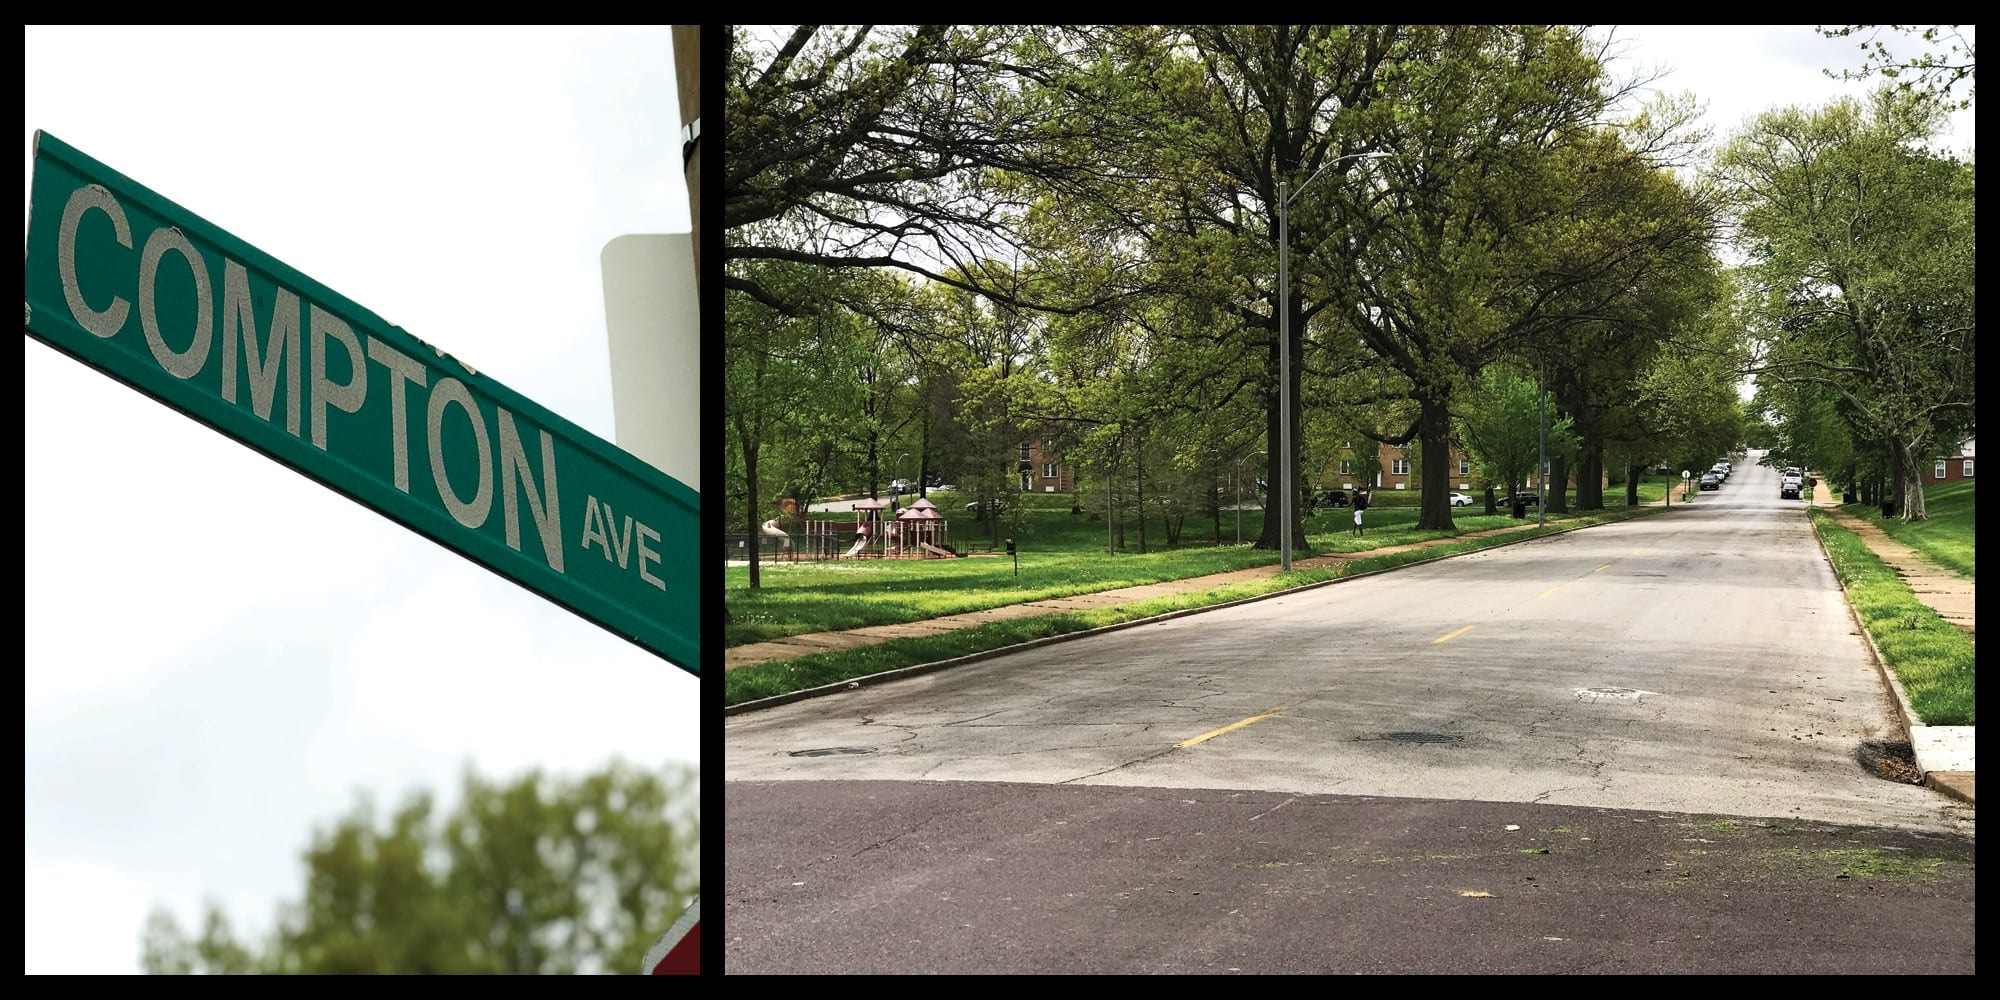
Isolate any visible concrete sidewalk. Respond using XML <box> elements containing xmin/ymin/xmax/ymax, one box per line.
<box><xmin>1809</xmin><ymin>480</ymin><xmax>1976</xmax><ymax>807</ymax></box>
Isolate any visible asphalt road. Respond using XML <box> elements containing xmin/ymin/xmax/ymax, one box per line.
<box><xmin>725</xmin><ymin>454</ymin><xmax>1975</xmax><ymax>973</ymax></box>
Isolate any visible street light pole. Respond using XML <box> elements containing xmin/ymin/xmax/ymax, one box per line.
<box><xmin>1278</xmin><ymin>177</ymin><xmax>1292</xmax><ymax>571</ymax></box>
<box><xmin>1278</xmin><ymin>150</ymin><xmax>1389</xmax><ymax>571</ymax></box>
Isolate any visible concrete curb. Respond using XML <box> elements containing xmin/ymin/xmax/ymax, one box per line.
<box><xmin>1806</xmin><ymin>509</ymin><xmax>1974</xmax><ymax>806</ymax></box>
<box><xmin>725</xmin><ymin>507</ymin><xmax>1667</xmax><ymax>716</ymax></box>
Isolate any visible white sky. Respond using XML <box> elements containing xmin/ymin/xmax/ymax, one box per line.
<box><xmin>24</xmin><ymin>26</ymin><xmax>696</xmax><ymax>974</ymax></box>
<box><xmin>1605</xmin><ymin>24</ymin><xmax>1975</xmax><ymax>160</ymax></box>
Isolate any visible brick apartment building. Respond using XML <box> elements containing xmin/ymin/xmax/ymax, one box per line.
<box><xmin>1932</xmin><ymin>437</ymin><xmax>1975</xmax><ymax>484</ymax></box>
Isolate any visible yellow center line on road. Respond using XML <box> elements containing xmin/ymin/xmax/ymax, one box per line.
<box><xmin>1178</xmin><ymin>708</ymin><xmax>1286</xmax><ymax>749</ymax></box>
<box><xmin>1595</xmin><ymin>564</ymin><xmax>1612</xmax><ymax>573</ymax></box>
<box><xmin>1538</xmin><ymin>587</ymin><xmax>1562</xmax><ymax>598</ymax></box>
<box><xmin>1433</xmin><ymin>625</ymin><xmax>1475</xmax><ymax>644</ymax></box>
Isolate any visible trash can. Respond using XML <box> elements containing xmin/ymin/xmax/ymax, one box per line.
<box><xmin>1882</xmin><ymin>499</ymin><xmax>1898</xmax><ymax>519</ymax></box>
<box><xmin>1511</xmin><ymin>499</ymin><xmax>1526</xmax><ymax>519</ymax></box>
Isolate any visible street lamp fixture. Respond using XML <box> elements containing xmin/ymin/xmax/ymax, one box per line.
<box><xmin>1278</xmin><ymin>149</ymin><xmax>1390</xmax><ymax>571</ymax></box>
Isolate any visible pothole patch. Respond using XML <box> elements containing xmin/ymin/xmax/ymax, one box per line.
<box><xmin>1855</xmin><ymin>739</ymin><xmax>1924</xmax><ymax>784</ymax></box>
<box><xmin>788</xmin><ymin>746</ymin><xmax>878</xmax><ymax>758</ymax></box>
<box><xmin>1365</xmin><ymin>732</ymin><xmax>1464</xmax><ymax>745</ymax></box>
<box><xmin>1577</xmin><ymin>687</ymin><xmax>1645</xmax><ymax>699</ymax></box>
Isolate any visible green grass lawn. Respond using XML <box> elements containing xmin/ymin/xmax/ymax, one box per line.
<box><xmin>1810</xmin><ymin>508</ymin><xmax>1975</xmax><ymax>727</ymax></box>
<box><xmin>1837</xmin><ymin>479</ymin><xmax>1974</xmax><ymax>580</ymax></box>
<box><xmin>728</xmin><ymin>487</ymin><xmax>1664</xmax><ymax>648</ymax></box>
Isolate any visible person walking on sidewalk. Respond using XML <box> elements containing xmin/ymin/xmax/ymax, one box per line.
<box><xmin>1351</xmin><ymin>488</ymin><xmax>1370</xmax><ymax>536</ymax></box>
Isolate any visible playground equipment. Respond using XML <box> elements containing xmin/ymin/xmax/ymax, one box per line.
<box><xmin>746</xmin><ymin>495</ymin><xmax>955</xmax><ymax>560</ymax></box>
<box><xmin>758</xmin><ymin>498</ymin><xmax>797</xmax><ymax>552</ymax></box>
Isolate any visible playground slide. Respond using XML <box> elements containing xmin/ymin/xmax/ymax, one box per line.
<box><xmin>845</xmin><ymin>536</ymin><xmax>868</xmax><ymax>558</ymax></box>
<box><xmin>760</xmin><ymin>519</ymin><xmax>790</xmax><ymax>549</ymax></box>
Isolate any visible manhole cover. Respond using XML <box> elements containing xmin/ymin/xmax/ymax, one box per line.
<box><xmin>788</xmin><ymin>747</ymin><xmax>878</xmax><ymax>758</ymax></box>
<box><xmin>1854</xmin><ymin>739</ymin><xmax>1924</xmax><ymax>785</ymax></box>
<box><xmin>1373</xmin><ymin>732</ymin><xmax>1463</xmax><ymax>745</ymax></box>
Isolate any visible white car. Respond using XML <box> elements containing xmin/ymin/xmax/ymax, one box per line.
<box><xmin>1448</xmin><ymin>491</ymin><xmax>1474</xmax><ymax>507</ymax></box>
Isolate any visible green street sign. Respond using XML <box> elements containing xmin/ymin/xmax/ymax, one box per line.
<box><xmin>24</xmin><ymin>131</ymin><xmax>698</xmax><ymax>675</ymax></box>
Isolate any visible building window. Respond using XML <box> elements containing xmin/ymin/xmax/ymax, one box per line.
<box><xmin>1392</xmin><ymin>458</ymin><xmax>1410</xmax><ymax>475</ymax></box>
<box><xmin>1043</xmin><ymin>462</ymin><xmax>1058</xmax><ymax>479</ymax></box>
<box><xmin>1936</xmin><ymin>461</ymin><xmax>1948</xmax><ymax>480</ymax></box>
<box><xmin>1020</xmin><ymin>443</ymin><xmax>1033</xmax><ymax>461</ymax></box>
<box><xmin>1338</xmin><ymin>460</ymin><xmax>1351</xmax><ymax>475</ymax></box>
<box><xmin>1459</xmin><ymin>459</ymin><xmax>1471</xmax><ymax>475</ymax></box>
<box><xmin>1965</xmin><ymin>459</ymin><xmax>1975</xmax><ymax>478</ymax></box>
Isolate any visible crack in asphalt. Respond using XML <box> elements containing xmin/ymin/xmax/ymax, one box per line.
<box><xmin>1058</xmin><ymin>743</ymin><xmax>1184</xmax><ymax>784</ymax></box>
<box><xmin>939</xmin><ymin>710</ymin><xmax>1006</xmax><ymax>727</ymax></box>
<box><xmin>1249</xmin><ymin>796</ymin><xmax>1300</xmax><ymax>822</ymax></box>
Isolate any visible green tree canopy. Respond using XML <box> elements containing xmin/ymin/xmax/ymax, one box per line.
<box><xmin>140</xmin><ymin>759</ymin><xmax>698</xmax><ymax>974</ymax></box>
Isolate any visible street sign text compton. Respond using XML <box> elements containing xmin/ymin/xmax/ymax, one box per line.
<box><xmin>25</xmin><ymin>132</ymin><xmax>697</xmax><ymax>674</ymax></box>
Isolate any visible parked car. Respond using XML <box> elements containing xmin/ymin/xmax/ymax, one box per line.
<box><xmin>1699</xmin><ymin>473</ymin><xmax>1721</xmax><ymax>491</ymax></box>
<box><xmin>1448</xmin><ymin>491</ymin><xmax>1474</xmax><ymax>507</ymax></box>
<box><xmin>1500</xmin><ymin>492</ymin><xmax>1542</xmax><ymax>507</ymax></box>
<box><xmin>890</xmin><ymin>478</ymin><xmax>915</xmax><ymax>494</ymax></box>
<box><xmin>1780</xmin><ymin>479</ymin><xmax>1802</xmax><ymax>500</ymax></box>
<box><xmin>1312</xmin><ymin>489</ymin><xmax>1350</xmax><ymax>509</ymax></box>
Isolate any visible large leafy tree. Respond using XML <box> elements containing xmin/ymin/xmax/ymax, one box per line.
<box><xmin>1459</xmin><ymin>367</ymin><xmax>1577</xmax><ymax>509</ymax></box>
<box><xmin>1716</xmin><ymin>88</ymin><xmax>1975</xmax><ymax>520</ymax></box>
<box><xmin>723</xmin><ymin>25</ymin><xmax>1112</xmax><ymax>314</ymax></box>
<box><xmin>1507</xmin><ymin>123</ymin><xmax>1727</xmax><ymax>512</ymax></box>
<box><xmin>724</xmin><ymin>260</ymin><xmax>873</xmax><ymax>589</ymax></box>
<box><xmin>1622</xmin><ymin>311</ymin><xmax>1749</xmax><ymax>499</ymax></box>
<box><xmin>141</xmin><ymin>760</ymin><xmax>698</xmax><ymax>974</ymax></box>
<box><xmin>1049</xmin><ymin>26</ymin><xmax>1671</xmax><ymax>542</ymax></box>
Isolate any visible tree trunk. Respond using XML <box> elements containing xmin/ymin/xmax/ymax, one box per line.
<box><xmin>1135</xmin><ymin>437</ymin><xmax>1148</xmax><ymax>555</ymax></box>
<box><xmin>1577</xmin><ymin>442</ymin><xmax>1605</xmax><ymax>510</ymax></box>
<box><xmin>866</xmin><ymin>433</ymin><xmax>879</xmax><ymax>501</ymax></box>
<box><xmin>743</xmin><ymin>437</ymin><xmax>761</xmax><ymax>590</ymax></box>
<box><xmin>1887</xmin><ymin>440</ymin><xmax>1906</xmax><ymax>518</ymax></box>
<box><xmin>991</xmin><ymin>461</ymin><xmax>1003</xmax><ymax>548</ymax></box>
<box><xmin>1416</xmin><ymin>395</ymin><xmax>1455</xmax><ymax>531</ymax></box>
<box><xmin>1896</xmin><ymin>437</ymin><xmax>1930</xmax><ymax>521</ymax></box>
<box><xmin>1624</xmin><ymin>460</ymin><xmax>1640</xmax><ymax>508</ymax></box>
<box><xmin>918</xmin><ymin>398</ymin><xmax>933</xmax><ymax>500</ymax></box>
<box><xmin>1115</xmin><ymin>483</ymin><xmax>1125</xmax><ymax>551</ymax></box>
<box><xmin>1253</xmin><ymin>313</ymin><xmax>1310</xmax><ymax>554</ymax></box>
<box><xmin>1208</xmin><ymin>464</ymin><xmax>1224</xmax><ymax>544</ymax></box>
<box><xmin>1547</xmin><ymin>454</ymin><xmax>1570</xmax><ymax>514</ymax></box>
